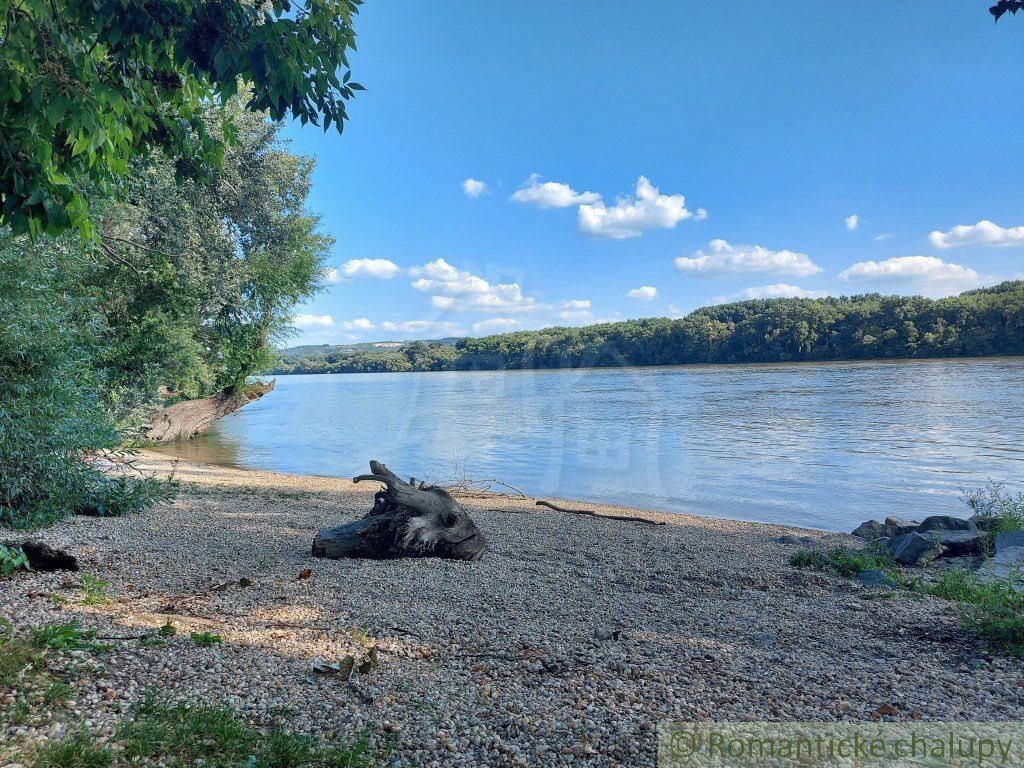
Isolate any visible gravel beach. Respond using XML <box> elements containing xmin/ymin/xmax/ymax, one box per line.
<box><xmin>3</xmin><ymin>452</ymin><xmax>1024</xmax><ymax>766</ymax></box>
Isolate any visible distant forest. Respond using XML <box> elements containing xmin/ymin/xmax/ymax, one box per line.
<box><xmin>274</xmin><ymin>282</ymin><xmax>1024</xmax><ymax>375</ymax></box>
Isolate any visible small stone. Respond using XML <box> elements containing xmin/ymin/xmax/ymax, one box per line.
<box><xmin>594</xmin><ymin>629</ymin><xmax>614</xmax><ymax>641</ymax></box>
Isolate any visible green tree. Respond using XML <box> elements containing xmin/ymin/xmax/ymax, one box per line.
<box><xmin>0</xmin><ymin>0</ymin><xmax>361</xmax><ymax>237</ymax></box>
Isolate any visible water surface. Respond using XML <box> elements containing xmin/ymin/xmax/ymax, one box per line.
<box><xmin>153</xmin><ymin>358</ymin><xmax>1024</xmax><ymax>531</ymax></box>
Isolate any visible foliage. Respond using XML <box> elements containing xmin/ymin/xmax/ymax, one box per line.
<box><xmin>274</xmin><ymin>283</ymin><xmax>1024</xmax><ymax>375</ymax></box>
<box><xmin>117</xmin><ymin>698</ymin><xmax>380</xmax><ymax>767</ymax></box>
<box><xmin>962</xmin><ymin>481</ymin><xmax>1024</xmax><ymax>534</ymax></box>
<box><xmin>991</xmin><ymin>1</ymin><xmax>1024</xmax><ymax>22</ymax></box>
<box><xmin>30</xmin><ymin>732</ymin><xmax>113</xmax><ymax>768</ymax></box>
<box><xmin>80</xmin><ymin>575</ymin><xmax>111</xmax><ymax>606</ymax></box>
<box><xmin>190</xmin><ymin>631</ymin><xmax>223</xmax><ymax>646</ymax></box>
<box><xmin>789</xmin><ymin>545</ymin><xmax>894</xmax><ymax>578</ymax></box>
<box><xmin>0</xmin><ymin>0</ymin><xmax>361</xmax><ymax>238</ymax></box>
<box><xmin>0</xmin><ymin>544</ymin><xmax>31</xmax><ymax>576</ymax></box>
<box><xmin>0</xmin><ymin>235</ymin><xmax>170</xmax><ymax>528</ymax></box>
<box><xmin>926</xmin><ymin>568</ymin><xmax>1024</xmax><ymax>657</ymax></box>
<box><xmin>29</xmin><ymin>622</ymin><xmax>101</xmax><ymax>653</ymax></box>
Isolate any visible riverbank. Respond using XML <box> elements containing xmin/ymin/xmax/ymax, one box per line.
<box><xmin>3</xmin><ymin>453</ymin><xmax>1024</xmax><ymax>766</ymax></box>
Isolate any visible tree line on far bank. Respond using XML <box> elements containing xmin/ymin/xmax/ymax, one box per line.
<box><xmin>275</xmin><ymin>281</ymin><xmax>1024</xmax><ymax>375</ymax></box>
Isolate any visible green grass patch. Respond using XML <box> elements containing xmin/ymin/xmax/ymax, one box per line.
<box><xmin>30</xmin><ymin>622</ymin><xmax>100</xmax><ymax>653</ymax></box>
<box><xmin>30</xmin><ymin>732</ymin><xmax>112</xmax><ymax>768</ymax></box>
<box><xmin>190</xmin><ymin>630</ymin><xmax>222</xmax><ymax>646</ymax></box>
<box><xmin>789</xmin><ymin>545</ymin><xmax>894</xmax><ymax>578</ymax></box>
<box><xmin>923</xmin><ymin>568</ymin><xmax>1024</xmax><ymax>657</ymax></box>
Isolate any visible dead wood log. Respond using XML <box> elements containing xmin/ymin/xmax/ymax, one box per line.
<box><xmin>535</xmin><ymin>499</ymin><xmax>666</xmax><ymax>526</ymax></box>
<box><xmin>142</xmin><ymin>380</ymin><xmax>275</xmax><ymax>442</ymax></box>
<box><xmin>312</xmin><ymin>461</ymin><xmax>487</xmax><ymax>561</ymax></box>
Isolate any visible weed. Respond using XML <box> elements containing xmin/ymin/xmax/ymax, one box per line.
<box><xmin>158</xmin><ymin>619</ymin><xmax>177</xmax><ymax>637</ymax></box>
<box><xmin>190</xmin><ymin>631</ymin><xmax>222</xmax><ymax>646</ymax></box>
<box><xmin>922</xmin><ymin>568</ymin><xmax>1024</xmax><ymax>656</ymax></box>
<box><xmin>80</xmin><ymin>575</ymin><xmax>110</xmax><ymax>606</ymax></box>
<box><xmin>257</xmin><ymin>558</ymin><xmax>271</xmax><ymax>571</ymax></box>
<box><xmin>42</xmin><ymin>681</ymin><xmax>75</xmax><ymax>705</ymax></box>
<box><xmin>962</xmin><ymin>481</ymin><xmax>1024</xmax><ymax>534</ymax></box>
<box><xmin>30</xmin><ymin>731</ymin><xmax>113</xmax><ymax>768</ymax></box>
<box><xmin>789</xmin><ymin>545</ymin><xmax>894</xmax><ymax>578</ymax></box>
<box><xmin>0</xmin><ymin>544</ymin><xmax>31</xmax><ymax>576</ymax></box>
<box><xmin>30</xmin><ymin>622</ymin><xmax>99</xmax><ymax>652</ymax></box>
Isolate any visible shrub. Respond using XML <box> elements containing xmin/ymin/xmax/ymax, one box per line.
<box><xmin>925</xmin><ymin>568</ymin><xmax>1024</xmax><ymax>657</ymax></box>
<box><xmin>789</xmin><ymin>545</ymin><xmax>894</xmax><ymax>578</ymax></box>
<box><xmin>962</xmin><ymin>481</ymin><xmax>1024</xmax><ymax>534</ymax></box>
<box><xmin>0</xmin><ymin>544</ymin><xmax>31</xmax><ymax>576</ymax></box>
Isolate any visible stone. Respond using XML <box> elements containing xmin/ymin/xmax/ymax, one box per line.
<box><xmin>884</xmin><ymin>516</ymin><xmax>919</xmax><ymax>535</ymax></box>
<box><xmin>852</xmin><ymin>520</ymin><xmax>887</xmax><ymax>539</ymax></box>
<box><xmin>916</xmin><ymin>515</ymin><xmax>976</xmax><ymax>533</ymax></box>
<box><xmin>594</xmin><ymin>628</ymin><xmax>614</xmax><ymax>641</ymax></box>
<box><xmin>888</xmin><ymin>533</ymin><xmax>946</xmax><ymax>566</ymax></box>
<box><xmin>929</xmin><ymin>529</ymin><xmax>987</xmax><ymax>557</ymax></box>
<box><xmin>857</xmin><ymin>569</ymin><xmax>891</xmax><ymax>586</ymax></box>
<box><xmin>995</xmin><ymin>531</ymin><xmax>1024</xmax><ymax>554</ymax></box>
<box><xmin>976</xmin><ymin>547</ymin><xmax>1024</xmax><ymax>589</ymax></box>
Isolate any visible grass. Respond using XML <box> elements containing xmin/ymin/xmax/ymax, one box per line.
<box><xmin>962</xmin><ymin>481</ymin><xmax>1024</xmax><ymax>535</ymax></box>
<box><xmin>31</xmin><ymin>732</ymin><xmax>112</xmax><ymax>768</ymax></box>
<box><xmin>114</xmin><ymin>698</ymin><xmax>380</xmax><ymax>768</ymax></box>
<box><xmin>922</xmin><ymin>567</ymin><xmax>1024</xmax><ymax>657</ymax></box>
<box><xmin>30</xmin><ymin>622</ymin><xmax>101</xmax><ymax>652</ymax></box>
<box><xmin>190</xmin><ymin>630</ymin><xmax>222</xmax><ymax>646</ymax></box>
<box><xmin>789</xmin><ymin>545</ymin><xmax>895</xmax><ymax>578</ymax></box>
<box><xmin>79</xmin><ymin>575</ymin><xmax>111</xmax><ymax>606</ymax></box>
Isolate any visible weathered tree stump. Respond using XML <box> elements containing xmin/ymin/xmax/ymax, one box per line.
<box><xmin>312</xmin><ymin>461</ymin><xmax>487</xmax><ymax>561</ymax></box>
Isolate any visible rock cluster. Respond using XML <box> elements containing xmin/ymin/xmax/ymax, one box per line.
<box><xmin>852</xmin><ymin>515</ymin><xmax>988</xmax><ymax>566</ymax></box>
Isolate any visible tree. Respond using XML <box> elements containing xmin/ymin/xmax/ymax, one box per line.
<box><xmin>0</xmin><ymin>0</ymin><xmax>362</xmax><ymax>238</ymax></box>
<box><xmin>991</xmin><ymin>1</ymin><xmax>1024</xmax><ymax>21</ymax></box>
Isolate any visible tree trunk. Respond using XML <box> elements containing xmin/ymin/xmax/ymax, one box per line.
<box><xmin>142</xmin><ymin>380</ymin><xmax>276</xmax><ymax>442</ymax></box>
<box><xmin>313</xmin><ymin>460</ymin><xmax>488</xmax><ymax>561</ymax></box>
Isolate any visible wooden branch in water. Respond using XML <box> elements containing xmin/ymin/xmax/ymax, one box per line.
<box><xmin>535</xmin><ymin>499</ymin><xmax>666</xmax><ymax>526</ymax></box>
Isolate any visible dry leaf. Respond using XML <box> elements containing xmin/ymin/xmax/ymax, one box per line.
<box><xmin>298</xmin><ymin>569</ymin><xmax>312</xmax><ymax>580</ymax></box>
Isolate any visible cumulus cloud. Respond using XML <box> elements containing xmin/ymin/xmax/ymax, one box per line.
<box><xmin>381</xmin><ymin>320</ymin><xmax>464</xmax><ymax>335</ymax></box>
<box><xmin>578</xmin><ymin>176</ymin><xmax>705</xmax><ymax>239</ymax></box>
<box><xmin>408</xmin><ymin>258</ymin><xmax>537</xmax><ymax>313</ymax></box>
<box><xmin>323</xmin><ymin>267</ymin><xmax>343</xmax><ymax>283</ymax></box>
<box><xmin>338</xmin><ymin>258</ymin><xmax>402</xmax><ymax>280</ymax></box>
<box><xmin>293</xmin><ymin>314</ymin><xmax>334</xmax><ymax>329</ymax></box>
<box><xmin>471</xmin><ymin>317</ymin><xmax>520</xmax><ymax>333</ymax></box>
<box><xmin>838</xmin><ymin>255</ymin><xmax>982</xmax><ymax>296</ymax></box>
<box><xmin>675</xmin><ymin>239</ymin><xmax>822</xmax><ymax>277</ymax></box>
<box><xmin>462</xmin><ymin>178</ymin><xmax>488</xmax><ymax>198</ymax></box>
<box><xmin>845</xmin><ymin>214</ymin><xmax>859</xmax><ymax>231</ymax></box>
<box><xmin>928</xmin><ymin>220</ymin><xmax>1024</xmax><ymax>249</ymax></box>
<box><xmin>338</xmin><ymin>318</ymin><xmax>375</xmax><ymax>331</ymax></box>
<box><xmin>560</xmin><ymin>299</ymin><xmax>591</xmax><ymax>310</ymax></box>
<box><xmin>626</xmin><ymin>285</ymin><xmax>658</xmax><ymax>301</ymax></box>
<box><xmin>726</xmin><ymin>284</ymin><xmax>831</xmax><ymax>301</ymax></box>
<box><xmin>509</xmin><ymin>174</ymin><xmax>601</xmax><ymax>209</ymax></box>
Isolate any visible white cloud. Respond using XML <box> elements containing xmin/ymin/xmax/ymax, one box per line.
<box><xmin>578</xmin><ymin>176</ymin><xmax>705</xmax><ymax>239</ymax></box>
<box><xmin>339</xmin><ymin>258</ymin><xmax>402</xmax><ymax>280</ymax></box>
<box><xmin>560</xmin><ymin>299</ymin><xmax>591</xmax><ymax>310</ymax></box>
<box><xmin>667</xmin><ymin>305</ymin><xmax>684</xmax><ymax>317</ymax></box>
<box><xmin>323</xmin><ymin>267</ymin><xmax>343</xmax><ymax>283</ymax></box>
<box><xmin>509</xmin><ymin>174</ymin><xmax>601</xmax><ymax>209</ymax></box>
<box><xmin>339</xmin><ymin>318</ymin><xmax>375</xmax><ymax>331</ymax></box>
<box><xmin>626</xmin><ymin>285</ymin><xmax>658</xmax><ymax>301</ymax></box>
<box><xmin>293</xmin><ymin>314</ymin><xmax>334</xmax><ymax>329</ymax></box>
<box><xmin>462</xmin><ymin>178</ymin><xmax>488</xmax><ymax>198</ymax></box>
<box><xmin>381</xmin><ymin>320</ymin><xmax>464</xmax><ymax>336</ymax></box>
<box><xmin>409</xmin><ymin>258</ymin><xmax>538</xmax><ymax>313</ymax></box>
<box><xmin>929</xmin><ymin>220</ymin><xmax>1024</xmax><ymax>249</ymax></box>
<box><xmin>874</xmin><ymin>233</ymin><xmax>893</xmax><ymax>242</ymax></box>
<box><xmin>675</xmin><ymin>239</ymin><xmax>822</xmax><ymax>277</ymax></box>
<box><xmin>555</xmin><ymin>309</ymin><xmax>594</xmax><ymax>322</ymax></box>
<box><xmin>472</xmin><ymin>317</ymin><xmax>520</xmax><ymax>333</ymax></box>
<box><xmin>726</xmin><ymin>284</ymin><xmax>831</xmax><ymax>301</ymax></box>
<box><xmin>838</xmin><ymin>255</ymin><xmax>982</xmax><ymax>296</ymax></box>
<box><xmin>845</xmin><ymin>214</ymin><xmax>859</xmax><ymax>231</ymax></box>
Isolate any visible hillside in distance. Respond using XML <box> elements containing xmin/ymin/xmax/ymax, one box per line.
<box><xmin>273</xmin><ymin>282</ymin><xmax>1024</xmax><ymax>375</ymax></box>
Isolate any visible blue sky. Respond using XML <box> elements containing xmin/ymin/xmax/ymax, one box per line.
<box><xmin>282</xmin><ymin>0</ymin><xmax>1024</xmax><ymax>345</ymax></box>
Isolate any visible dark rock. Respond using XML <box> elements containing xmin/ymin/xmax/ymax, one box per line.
<box><xmin>8</xmin><ymin>540</ymin><xmax>79</xmax><ymax>572</ymax></box>
<box><xmin>917</xmin><ymin>515</ymin><xmax>976</xmax><ymax>533</ymax></box>
<box><xmin>995</xmin><ymin>531</ymin><xmax>1024</xmax><ymax>554</ymax></box>
<box><xmin>889</xmin><ymin>533</ymin><xmax>945</xmax><ymax>566</ymax></box>
<box><xmin>884</xmin><ymin>516</ymin><xmax>919</xmax><ymax>535</ymax></box>
<box><xmin>857</xmin><ymin>569</ymin><xmax>892</xmax><ymax>586</ymax></box>
<box><xmin>977</xmin><ymin>547</ymin><xmax>1024</xmax><ymax>590</ymax></box>
<box><xmin>929</xmin><ymin>529</ymin><xmax>987</xmax><ymax>557</ymax></box>
<box><xmin>852</xmin><ymin>520</ymin><xmax>888</xmax><ymax>539</ymax></box>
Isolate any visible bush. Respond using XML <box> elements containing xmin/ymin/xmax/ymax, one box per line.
<box><xmin>0</xmin><ymin>235</ymin><xmax>172</xmax><ymax>528</ymax></box>
<box><xmin>0</xmin><ymin>544</ymin><xmax>31</xmax><ymax>576</ymax></box>
<box><xmin>926</xmin><ymin>568</ymin><xmax>1024</xmax><ymax>657</ymax></box>
<box><xmin>962</xmin><ymin>481</ymin><xmax>1024</xmax><ymax>534</ymax></box>
<box><xmin>789</xmin><ymin>545</ymin><xmax>894</xmax><ymax>578</ymax></box>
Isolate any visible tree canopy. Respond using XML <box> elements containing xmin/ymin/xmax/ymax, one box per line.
<box><xmin>0</xmin><ymin>0</ymin><xmax>361</xmax><ymax>238</ymax></box>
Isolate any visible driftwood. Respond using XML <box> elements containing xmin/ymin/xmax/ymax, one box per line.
<box><xmin>142</xmin><ymin>380</ymin><xmax>276</xmax><ymax>442</ymax></box>
<box><xmin>535</xmin><ymin>499</ymin><xmax>666</xmax><ymax>526</ymax></box>
<box><xmin>312</xmin><ymin>461</ymin><xmax>487</xmax><ymax>561</ymax></box>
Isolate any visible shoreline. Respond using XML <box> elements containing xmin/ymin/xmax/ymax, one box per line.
<box><xmin>3</xmin><ymin>454</ymin><xmax>1024</xmax><ymax>766</ymax></box>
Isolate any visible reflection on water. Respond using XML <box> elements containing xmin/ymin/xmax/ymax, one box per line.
<box><xmin>153</xmin><ymin>357</ymin><xmax>1024</xmax><ymax>531</ymax></box>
